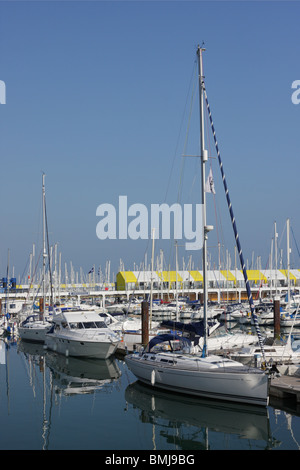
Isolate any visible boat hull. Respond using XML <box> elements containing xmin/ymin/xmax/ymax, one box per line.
<box><xmin>18</xmin><ymin>324</ymin><xmax>52</xmax><ymax>343</ymax></box>
<box><xmin>125</xmin><ymin>354</ymin><xmax>269</xmax><ymax>407</ymax></box>
<box><xmin>45</xmin><ymin>333</ymin><xmax>119</xmax><ymax>359</ymax></box>
<box><xmin>230</xmin><ymin>348</ymin><xmax>300</xmax><ymax>366</ymax></box>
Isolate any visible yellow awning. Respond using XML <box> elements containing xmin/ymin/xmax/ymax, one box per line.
<box><xmin>122</xmin><ymin>271</ymin><xmax>138</xmax><ymax>283</ymax></box>
<box><xmin>189</xmin><ymin>270</ymin><xmax>203</xmax><ymax>282</ymax></box>
<box><xmin>220</xmin><ymin>270</ymin><xmax>236</xmax><ymax>281</ymax></box>
<box><xmin>245</xmin><ymin>270</ymin><xmax>267</xmax><ymax>282</ymax></box>
<box><xmin>280</xmin><ymin>269</ymin><xmax>297</xmax><ymax>281</ymax></box>
<box><xmin>159</xmin><ymin>271</ymin><xmax>183</xmax><ymax>282</ymax></box>
<box><xmin>116</xmin><ymin>271</ymin><xmax>138</xmax><ymax>290</ymax></box>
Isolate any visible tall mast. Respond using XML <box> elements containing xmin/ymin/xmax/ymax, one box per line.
<box><xmin>197</xmin><ymin>45</ymin><xmax>212</xmax><ymax>357</ymax></box>
<box><xmin>150</xmin><ymin>227</ymin><xmax>155</xmax><ymax>329</ymax></box>
<box><xmin>274</xmin><ymin>221</ymin><xmax>278</xmax><ymax>297</ymax></box>
<box><xmin>287</xmin><ymin>218</ymin><xmax>290</xmax><ymax>313</ymax></box>
<box><xmin>42</xmin><ymin>173</ymin><xmax>47</xmax><ymax>321</ymax></box>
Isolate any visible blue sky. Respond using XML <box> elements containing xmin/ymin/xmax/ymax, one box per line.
<box><xmin>1</xmin><ymin>1</ymin><xmax>300</xmax><ymax>282</ymax></box>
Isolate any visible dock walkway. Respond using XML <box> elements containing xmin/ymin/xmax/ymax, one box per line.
<box><xmin>270</xmin><ymin>375</ymin><xmax>300</xmax><ymax>403</ymax></box>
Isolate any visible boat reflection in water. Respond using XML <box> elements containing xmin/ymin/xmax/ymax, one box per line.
<box><xmin>125</xmin><ymin>382</ymin><xmax>279</xmax><ymax>450</ymax></box>
<box><xmin>18</xmin><ymin>340</ymin><xmax>121</xmax><ymax>396</ymax></box>
<box><xmin>45</xmin><ymin>352</ymin><xmax>121</xmax><ymax>396</ymax></box>
<box><xmin>18</xmin><ymin>339</ymin><xmax>46</xmax><ymax>357</ymax></box>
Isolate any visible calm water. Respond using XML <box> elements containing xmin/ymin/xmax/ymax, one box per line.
<box><xmin>1</xmin><ymin>337</ymin><xmax>300</xmax><ymax>451</ymax></box>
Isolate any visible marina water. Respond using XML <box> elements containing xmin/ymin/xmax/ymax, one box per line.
<box><xmin>1</xmin><ymin>335</ymin><xmax>300</xmax><ymax>451</ymax></box>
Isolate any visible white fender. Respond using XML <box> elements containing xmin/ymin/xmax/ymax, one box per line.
<box><xmin>151</xmin><ymin>369</ymin><xmax>155</xmax><ymax>386</ymax></box>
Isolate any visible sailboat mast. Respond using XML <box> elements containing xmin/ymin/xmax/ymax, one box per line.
<box><xmin>42</xmin><ymin>173</ymin><xmax>47</xmax><ymax>320</ymax></box>
<box><xmin>287</xmin><ymin>218</ymin><xmax>290</xmax><ymax>313</ymax></box>
<box><xmin>197</xmin><ymin>45</ymin><xmax>210</xmax><ymax>357</ymax></box>
<box><xmin>150</xmin><ymin>227</ymin><xmax>155</xmax><ymax>329</ymax></box>
<box><xmin>274</xmin><ymin>221</ymin><xmax>278</xmax><ymax>297</ymax></box>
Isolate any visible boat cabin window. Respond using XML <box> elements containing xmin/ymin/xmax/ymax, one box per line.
<box><xmin>84</xmin><ymin>321</ymin><xmax>99</xmax><ymax>328</ymax></box>
<box><xmin>95</xmin><ymin>321</ymin><xmax>107</xmax><ymax>328</ymax></box>
<box><xmin>69</xmin><ymin>321</ymin><xmax>107</xmax><ymax>329</ymax></box>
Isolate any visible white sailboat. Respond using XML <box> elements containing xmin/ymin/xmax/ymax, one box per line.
<box><xmin>125</xmin><ymin>46</ymin><xmax>269</xmax><ymax>407</ymax></box>
<box><xmin>160</xmin><ymin>318</ymin><xmax>258</xmax><ymax>352</ymax></box>
<box><xmin>280</xmin><ymin>308</ymin><xmax>300</xmax><ymax>327</ymax></box>
<box><xmin>18</xmin><ymin>313</ymin><xmax>53</xmax><ymax>343</ymax></box>
<box><xmin>235</xmin><ymin>301</ymin><xmax>300</xmax><ymax>367</ymax></box>
<box><xmin>229</xmin><ymin>336</ymin><xmax>300</xmax><ymax>367</ymax></box>
<box><xmin>199</xmin><ymin>324</ymin><xmax>259</xmax><ymax>352</ymax></box>
<box><xmin>18</xmin><ymin>174</ymin><xmax>54</xmax><ymax>343</ymax></box>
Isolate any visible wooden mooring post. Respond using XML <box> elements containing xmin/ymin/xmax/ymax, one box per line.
<box><xmin>141</xmin><ymin>300</ymin><xmax>149</xmax><ymax>348</ymax></box>
<box><xmin>39</xmin><ymin>298</ymin><xmax>44</xmax><ymax>321</ymax></box>
<box><xmin>274</xmin><ymin>295</ymin><xmax>281</xmax><ymax>339</ymax></box>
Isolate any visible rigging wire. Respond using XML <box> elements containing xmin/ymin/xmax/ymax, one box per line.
<box><xmin>164</xmin><ymin>61</ymin><xmax>199</xmax><ymax>275</ymax></box>
<box><xmin>203</xmin><ymin>87</ymin><xmax>267</xmax><ymax>364</ymax></box>
<box><xmin>164</xmin><ymin>60</ymin><xmax>198</xmax><ymax>205</ymax></box>
<box><xmin>291</xmin><ymin>226</ymin><xmax>300</xmax><ymax>260</ymax></box>
<box><xmin>176</xmin><ymin>63</ymin><xmax>198</xmax><ymax>205</ymax></box>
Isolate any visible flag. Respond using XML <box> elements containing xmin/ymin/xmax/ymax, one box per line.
<box><xmin>88</xmin><ymin>267</ymin><xmax>94</xmax><ymax>274</ymax></box>
<box><xmin>205</xmin><ymin>168</ymin><xmax>216</xmax><ymax>194</ymax></box>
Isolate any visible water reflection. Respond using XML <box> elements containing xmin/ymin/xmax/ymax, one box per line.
<box><xmin>46</xmin><ymin>352</ymin><xmax>121</xmax><ymax>396</ymax></box>
<box><xmin>1</xmin><ymin>338</ymin><xmax>296</xmax><ymax>449</ymax></box>
<box><xmin>125</xmin><ymin>381</ymin><xmax>280</xmax><ymax>450</ymax></box>
<box><xmin>18</xmin><ymin>340</ymin><xmax>121</xmax><ymax>396</ymax></box>
<box><xmin>15</xmin><ymin>340</ymin><xmax>123</xmax><ymax>449</ymax></box>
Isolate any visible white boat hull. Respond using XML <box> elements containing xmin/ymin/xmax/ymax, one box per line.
<box><xmin>18</xmin><ymin>323</ymin><xmax>52</xmax><ymax>343</ymax></box>
<box><xmin>201</xmin><ymin>333</ymin><xmax>258</xmax><ymax>351</ymax></box>
<box><xmin>280</xmin><ymin>318</ymin><xmax>300</xmax><ymax>327</ymax></box>
<box><xmin>125</xmin><ymin>354</ymin><xmax>269</xmax><ymax>406</ymax></box>
<box><xmin>230</xmin><ymin>346</ymin><xmax>300</xmax><ymax>366</ymax></box>
<box><xmin>45</xmin><ymin>333</ymin><xmax>119</xmax><ymax>359</ymax></box>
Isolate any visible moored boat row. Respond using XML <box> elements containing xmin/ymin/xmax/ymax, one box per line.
<box><xmin>2</xmin><ymin>47</ymin><xmax>300</xmax><ymax>412</ymax></box>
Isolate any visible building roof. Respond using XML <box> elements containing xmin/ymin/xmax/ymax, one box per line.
<box><xmin>116</xmin><ymin>269</ymin><xmax>300</xmax><ymax>285</ymax></box>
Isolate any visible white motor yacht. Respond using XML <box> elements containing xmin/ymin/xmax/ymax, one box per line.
<box><xmin>45</xmin><ymin>310</ymin><xmax>121</xmax><ymax>359</ymax></box>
